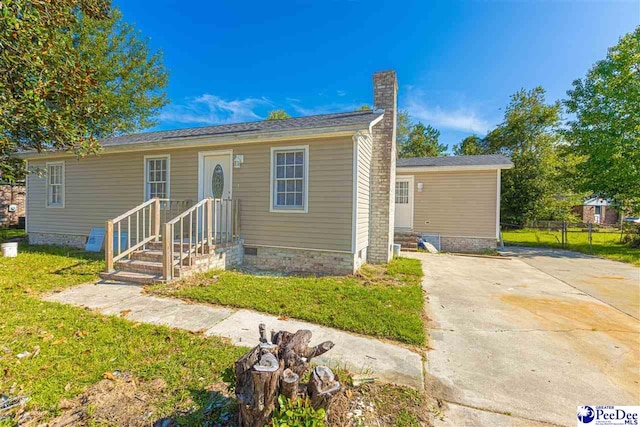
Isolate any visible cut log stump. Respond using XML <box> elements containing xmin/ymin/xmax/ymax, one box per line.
<box><xmin>234</xmin><ymin>323</ymin><xmax>341</xmax><ymax>427</ymax></box>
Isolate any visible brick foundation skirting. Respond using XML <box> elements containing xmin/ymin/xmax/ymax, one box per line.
<box><xmin>28</xmin><ymin>232</ymin><xmax>87</xmax><ymax>248</ymax></box>
<box><xmin>440</xmin><ymin>236</ymin><xmax>497</xmax><ymax>253</ymax></box>
<box><xmin>243</xmin><ymin>246</ymin><xmax>357</xmax><ymax>275</ymax></box>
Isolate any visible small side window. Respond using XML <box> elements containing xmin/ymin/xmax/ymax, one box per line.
<box><xmin>46</xmin><ymin>162</ymin><xmax>65</xmax><ymax>207</ymax></box>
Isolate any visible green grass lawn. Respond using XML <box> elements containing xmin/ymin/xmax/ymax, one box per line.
<box><xmin>0</xmin><ymin>228</ymin><xmax>27</xmax><ymax>243</ymax></box>
<box><xmin>149</xmin><ymin>257</ymin><xmax>426</xmax><ymax>346</ymax></box>
<box><xmin>0</xmin><ymin>244</ymin><xmax>245</xmax><ymax>424</ymax></box>
<box><xmin>0</xmin><ymin>244</ymin><xmax>429</xmax><ymax>425</ymax></box>
<box><xmin>502</xmin><ymin>228</ymin><xmax>640</xmax><ymax>266</ymax></box>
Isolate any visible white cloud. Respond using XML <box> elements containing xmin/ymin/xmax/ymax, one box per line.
<box><xmin>336</xmin><ymin>90</ymin><xmax>346</xmax><ymax>97</ymax></box>
<box><xmin>159</xmin><ymin>94</ymin><xmax>271</xmax><ymax>125</ymax></box>
<box><xmin>403</xmin><ymin>93</ymin><xmax>493</xmax><ymax>134</ymax></box>
<box><xmin>288</xmin><ymin>101</ymin><xmax>360</xmax><ymax>117</ymax></box>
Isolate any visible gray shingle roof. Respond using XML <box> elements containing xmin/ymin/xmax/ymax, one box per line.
<box><xmin>100</xmin><ymin>110</ymin><xmax>383</xmax><ymax>147</ymax></box>
<box><xmin>397</xmin><ymin>154</ymin><xmax>512</xmax><ymax>168</ymax></box>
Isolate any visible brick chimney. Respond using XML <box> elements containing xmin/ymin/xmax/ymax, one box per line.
<box><xmin>368</xmin><ymin>70</ymin><xmax>397</xmax><ymax>264</ymax></box>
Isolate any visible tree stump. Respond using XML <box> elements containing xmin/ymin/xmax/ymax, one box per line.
<box><xmin>234</xmin><ymin>324</ymin><xmax>341</xmax><ymax>427</ymax></box>
<box><xmin>308</xmin><ymin>366</ymin><xmax>341</xmax><ymax>414</ymax></box>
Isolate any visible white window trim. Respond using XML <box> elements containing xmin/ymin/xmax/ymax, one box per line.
<box><xmin>45</xmin><ymin>161</ymin><xmax>65</xmax><ymax>208</ymax></box>
<box><xmin>143</xmin><ymin>154</ymin><xmax>171</xmax><ymax>201</ymax></box>
<box><xmin>269</xmin><ymin>145</ymin><xmax>309</xmax><ymax>213</ymax></box>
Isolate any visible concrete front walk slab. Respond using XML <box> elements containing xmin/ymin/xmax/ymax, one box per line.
<box><xmin>44</xmin><ymin>281</ymin><xmax>424</xmax><ymax>390</ymax></box>
<box><xmin>206</xmin><ymin>309</ymin><xmax>424</xmax><ymax>389</ymax></box>
<box><xmin>502</xmin><ymin>246</ymin><xmax>640</xmax><ymax>319</ymax></box>
<box><xmin>404</xmin><ymin>252</ymin><xmax>640</xmax><ymax>427</ymax></box>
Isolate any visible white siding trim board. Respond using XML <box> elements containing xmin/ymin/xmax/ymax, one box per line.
<box><xmin>496</xmin><ymin>169</ymin><xmax>501</xmax><ymax>239</ymax></box>
<box><xmin>351</xmin><ymin>133</ymin><xmax>359</xmax><ymax>253</ymax></box>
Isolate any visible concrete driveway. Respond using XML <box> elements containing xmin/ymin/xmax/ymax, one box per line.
<box><xmin>501</xmin><ymin>246</ymin><xmax>639</xmax><ymax>319</ymax></box>
<box><xmin>405</xmin><ymin>251</ymin><xmax>640</xmax><ymax>427</ymax></box>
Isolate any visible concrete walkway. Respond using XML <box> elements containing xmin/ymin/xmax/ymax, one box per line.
<box><xmin>404</xmin><ymin>251</ymin><xmax>640</xmax><ymax>427</ymax></box>
<box><xmin>43</xmin><ymin>281</ymin><xmax>424</xmax><ymax>390</ymax></box>
<box><xmin>501</xmin><ymin>246</ymin><xmax>640</xmax><ymax>319</ymax></box>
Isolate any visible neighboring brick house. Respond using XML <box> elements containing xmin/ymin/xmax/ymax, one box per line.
<box><xmin>577</xmin><ymin>198</ymin><xmax>620</xmax><ymax>225</ymax></box>
<box><xmin>0</xmin><ymin>182</ymin><xmax>25</xmax><ymax>227</ymax></box>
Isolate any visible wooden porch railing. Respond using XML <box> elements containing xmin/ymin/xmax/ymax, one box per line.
<box><xmin>163</xmin><ymin>198</ymin><xmax>239</xmax><ymax>280</ymax></box>
<box><xmin>105</xmin><ymin>198</ymin><xmax>194</xmax><ymax>272</ymax></box>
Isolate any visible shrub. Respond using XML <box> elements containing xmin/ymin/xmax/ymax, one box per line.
<box><xmin>270</xmin><ymin>395</ymin><xmax>326</xmax><ymax>427</ymax></box>
<box><xmin>628</xmin><ymin>236</ymin><xmax>640</xmax><ymax>249</ymax></box>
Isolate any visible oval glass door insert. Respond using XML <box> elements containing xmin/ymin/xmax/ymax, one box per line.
<box><xmin>212</xmin><ymin>164</ymin><xmax>224</xmax><ymax>198</ymax></box>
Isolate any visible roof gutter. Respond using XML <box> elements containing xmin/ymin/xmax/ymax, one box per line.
<box><xmin>14</xmin><ymin>122</ymin><xmax>373</xmax><ymax>160</ymax></box>
<box><xmin>397</xmin><ymin>163</ymin><xmax>514</xmax><ymax>172</ymax></box>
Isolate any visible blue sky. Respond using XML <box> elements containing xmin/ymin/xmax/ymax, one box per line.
<box><xmin>116</xmin><ymin>0</ymin><xmax>638</xmax><ymax>151</ymax></box>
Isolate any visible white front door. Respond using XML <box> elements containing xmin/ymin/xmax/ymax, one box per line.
<box><xmin>394</xmin><ymin>176</ymin><xmax>413</xmax><ymax>229</ymax></box>
<box><xmin>199</xmin><ymin>152</ymin><xmax>232</xmax><ymax>200</ymax></box>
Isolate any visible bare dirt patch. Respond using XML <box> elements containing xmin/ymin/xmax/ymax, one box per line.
<box><xmin>28</xmin><ymin>371</ymin><xmax>168</xmax><ymax>426</ymax></box>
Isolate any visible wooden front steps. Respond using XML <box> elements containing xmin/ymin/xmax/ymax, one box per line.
<box><xmin>100</xmin><ymin>240</ymin><xmax>217</xmax><ymax>285</ymax></box>
<box><xmin>394</xmin><ymin>231</ymin><xmax>422</xmax><ymax>251</ymax></box>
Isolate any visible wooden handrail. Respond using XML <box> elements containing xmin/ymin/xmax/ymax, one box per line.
<box><xmin>166</xmin><ymin>198</ymin><xmax>209</xmax><ymax>225</ymax></box>
<box><xmin>105</xmin><ymin>197</ymin><xmax>239</xmax><ymax>279</ymax></box>
<box><xmin>110</xmin><ymin>198</ymin><xmax>156</xmax><ymax>224</ymax></box>
<box><xmin>113</xmin><ymin>235</ymin><xmax>156</xmax><ymax>263</ymax></box>
<box><xmin>161</xmin><ymin>198</ymin><xmax>238</xmax><ymax>280</ymax></box>
<box><xmin>105</xmin><ymin>198</ymin><xmax>163</xmax><ymax>273</ymax></box>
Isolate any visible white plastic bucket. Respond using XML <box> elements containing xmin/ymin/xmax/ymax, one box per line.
<box><xmin>1</xmin><ymin>242</ymin><xmax>18</xmax><ymax>258</ymax></box>
<box><xmin>392</xmin><ymin>243</ymin><xmax>401</xmax><ymax>256</ymax></box>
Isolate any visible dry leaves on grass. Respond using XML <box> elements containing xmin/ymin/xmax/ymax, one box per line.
<box><xmin>328</xmin><ymin>383</ymin><xmax>435</xmax><ymax>426</ymax></box>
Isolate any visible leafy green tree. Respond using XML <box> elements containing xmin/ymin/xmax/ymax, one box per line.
<box><xmin>564</xmin><ymin>27</ymin><xmax>640</xmax><ymax>213</ymax></box>
<box><xmin>453</xmin><ymin>135</ymin><xmax>485</xmax><ymax>155</ymax></box>
<box><xmin>399</xmin><ymin>122</ymin><xmax>447</xmax><ymax>158</ymax></box>
<box><xmin>0</xmin><ymin>1</ymin><xmax>168</xmax><ymax>181</ymax></box>
<box><xmin>396</xmin><ymin>110</ymin><xmax>412</xmax><ymax>149</ymax></box>
<box><xmin>485</xmin><ymin>87</ymin><xmax>575</xmax><ymax>224</ymax></box>
<box><xmin>265</xmin><ymin>110</ymin><xmax>292</xmax><ymax>120</ymax></box>
<box><xmin>356</xmin><ymin>104</ymin><xmax>372</xmax><ymax>111</ymax></box>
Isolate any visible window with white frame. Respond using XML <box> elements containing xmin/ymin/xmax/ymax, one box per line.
<box><xmin>271</xmin><ymin>147</ymin><xmax>308</xmax><ymax>211</ymax></box>
<box><xmin>396</xmin><ymin>181</ymin><xmax>409</xmax><ymax>204</ymax></box>
<box><xmin>145</xmin><ymin>156</ymin><xmax>169</xmax><ymax>200</ymax></box>
<box><xmin>46</xmin><ymin>162</ymin><xmax>64</xmax><ymax>207</ymax></box>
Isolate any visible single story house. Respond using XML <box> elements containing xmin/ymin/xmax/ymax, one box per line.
<box><xmin>19</xmin><ymin>71</ymin><xmax>399</xmax><ymax>281</ymax></box>
<box><xmin>18</xmin><ymin>70</ymin><xmax>510</xmax><ymax>282</ymax></box>
<box><xmin>574</xmin><ymin>197</ymin><xmax>620</xmax><ymax>225</ymax></box>
<box><xmin>394</xmin><ymin>155</ymin><xmax>513</xmax><ymax>251</ymax></box>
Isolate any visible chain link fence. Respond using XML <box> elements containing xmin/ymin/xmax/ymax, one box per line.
<box><xmin>500</xmin><ymin>220</ymin><xmax>640</xmax><ymax>255</ymax></box>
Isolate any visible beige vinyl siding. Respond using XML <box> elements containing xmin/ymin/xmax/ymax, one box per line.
<box><xmin>27</xmin><ymin>136</ymin><xmax>355</xmax><ymax>252</ymax></box>
<box><xmin>398</xmin><ymin>169</ymin><xmax>497</xmax><ymax>238</ymax></box>
<box><xmin>355</xmin><ymin>133</ymin><xmax>372</xmax><ymax>251</ymax></box>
